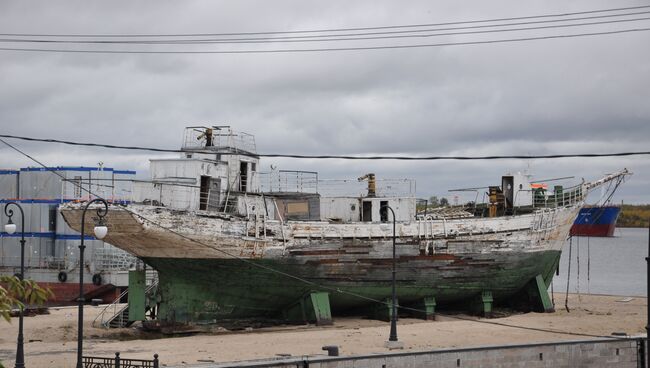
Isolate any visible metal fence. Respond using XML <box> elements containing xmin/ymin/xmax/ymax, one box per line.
<box><xmin>83</xmin><ymin>353</ymin><xmax>158</xmax><ymax>368</ymax></box>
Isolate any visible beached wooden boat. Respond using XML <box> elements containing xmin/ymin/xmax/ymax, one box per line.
<box><xmin>60</xmin><ymin>127</ymin><xmax>629</xmax><ymax>327</ymax></box>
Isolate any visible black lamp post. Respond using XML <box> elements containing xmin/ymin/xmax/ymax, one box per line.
<box><xmin>4</xmin><ymin>202</ymin><xmax>26</xmax><ymax>368</ymax></box>
<box><xmin>76</xmin><ymin>199</ymin><xmax>109</xmax><ymax>368</ymax></box>
<box><xmin>646</xmin><ymin>219</ymin><xmax>649</xmax><ymax>368</ymax></box>
<box><xmin>382</xmin><ymin>204</ymin><xmax>399</xmax><ymax>345</ymax></box>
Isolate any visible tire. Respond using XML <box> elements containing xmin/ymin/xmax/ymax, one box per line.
<box><xmin>57</xmin><ymin>271</ymin><xmax>67</xmax><ymax>283</ymax></box>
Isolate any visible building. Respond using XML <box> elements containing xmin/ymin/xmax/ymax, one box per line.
<box><xmin>0</xmin><ymin>166</ymin><xmax>139</xmax><ymax>305</ymax></box>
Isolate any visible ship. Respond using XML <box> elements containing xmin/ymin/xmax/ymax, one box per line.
<box><xmin>570</xmin><ymin>205</ymin><xmax>621</xmax><ymax>237</ymax></box>
<box><xmin>58</xmin><ymin>127</ymin><xmax>630</xmax><ymax>327</ymax></box>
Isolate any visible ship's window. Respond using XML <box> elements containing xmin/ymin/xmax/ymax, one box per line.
<box><xmin>186</xmin><ymin>153</ymin><xmax>193</xmax><ymax>159</ymax></box>
<box><xmin>251</xmin><ymin>163</ymin><xmax>257</xmax><ymax>172</ymax></box>
<box><xmin>287</xmin><ymin>202</ymin><xmax>308</xmax><ymax>215</ymax></box>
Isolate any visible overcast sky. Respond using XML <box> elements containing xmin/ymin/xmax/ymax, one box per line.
<box><xmin>0</xmin><ymin>1</ymin><xmax>648</xmax><ymax>204</ymax></box>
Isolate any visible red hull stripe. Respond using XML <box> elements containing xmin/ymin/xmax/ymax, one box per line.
<box><xmin>570</xmin><ymin>223</ymin><xmax>616</xmax><ymax>237</ymax></box>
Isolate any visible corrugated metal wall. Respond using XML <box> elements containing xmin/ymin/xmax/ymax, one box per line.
<box><xmin>0</xmin><ymin>167</ymin><xmax>137</xmax><ymax>283</ymax></box>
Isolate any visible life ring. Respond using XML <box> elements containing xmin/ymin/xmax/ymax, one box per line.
<box><xmin>57</xmin><ymin>271</ymin><xmax>67</xmax><ymax>283</ymax></box>
<box><xmin>92</xmin><ymin>273</ymin><xmax>102</xmax><ymax>286</ymax></box>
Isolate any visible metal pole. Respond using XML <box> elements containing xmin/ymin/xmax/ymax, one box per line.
<box><xmin>76</xmin><ymin>198</ymin><xmax>109</xmax><ymax>368</ymax></box>
<box><xmin>76</xmin><ymin>207</ymin><xmax>86</xmax><ymax>368</ymax></box>
<box><xmin>384</xmin><ymin>205</ymin><xmax>398</xmax><ymax>342</ymax></box>
<box><xmin>5</xmin><ymin>202</ymin><xmax>26</xmax><ymax>368</ymax></box>
<box><xmin>646</xmin><ymin>219</ymin><xmax>649</xmax><ymax>368</ymax></box>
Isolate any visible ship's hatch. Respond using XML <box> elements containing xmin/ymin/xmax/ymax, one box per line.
<box><xmin>362</xmin><ymin>201</ymin><xmax>372</xmax><ymax>222</ymax></box>
<box><xmin>502</xmin><ymin>175</ymin><xmax>514</xmax><ymax>214</ymax></box>
<box><xmin>199</xmin><ymin>175</ymin><xmax>210</xmax><ymax>210</ymax></box>
<box><xmin>240</xmin><ymin>161</ymin><xmax>248</xmax><ymax>192</ymax></box>
<box><xmin>208</xmin><ymin>178</ymin><xmax>220</xmax><ymax>211</ymax></box>
<box><xmin>380</xmin><ymin>200</ymin><xmax>388</xmax><ymax>222</ymax></box>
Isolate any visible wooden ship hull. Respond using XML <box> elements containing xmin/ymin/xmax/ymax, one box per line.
<box><xmin>58</xmin><ymin>127</ymin><xmax>630</xmax><ymax>327</ymax></box>
<box><xmin>61</xmin><ymin>202</ymin><xmax>577</xmax><ymax>324</ymax></box>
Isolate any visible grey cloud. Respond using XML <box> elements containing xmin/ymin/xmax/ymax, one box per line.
<box><xmin>0</xmin><ymin>0</ymin><xmax>648</xmax><ymax>203</ymax></box>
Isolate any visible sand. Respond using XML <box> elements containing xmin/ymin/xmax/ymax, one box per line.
<box><xmin>0</xmin><ymin>293</ymin><xmax>646</xmax><ymax>367</ymax></box>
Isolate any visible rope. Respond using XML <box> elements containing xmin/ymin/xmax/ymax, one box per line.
<box><xmin>577</xmin><ymin>236</ymin><xmax>581</xmax><ymax>304</ymax></box>
<box><xmin>565</xmin><ymin>237</ymin><xmax>572</xmax><ymax>313</ymax></box>
<box><xmin>587</xmin><ymin>236</ymin><xmax>591</xmax><ymax>294</ymax></box>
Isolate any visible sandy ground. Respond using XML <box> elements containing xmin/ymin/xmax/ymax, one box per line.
<box><xmin>0</xmin><ymin>293</ymin><xmax>646</xmax><ymax>367</ymax></box>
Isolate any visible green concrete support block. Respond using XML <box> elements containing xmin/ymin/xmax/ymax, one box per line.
<box><xmin>412</xmin><ymin>296</ymin><xmax>436</xmax><ymax>320</ymax></box>
<box><xmin>128</xmin><ymin>270</ymin><xmax>146</xmax><ymax>322</ymax></box>
<box><xmin>480</xmin><ymin>291</ymin><xmax>493</xmax><ymax>318</ymax></box>
<box><xmin>371</xmin><ymin>298</ymin><xmax>398</xmax><ymax>322</ymax></box>
<box><xmin>283</xmin><ymin>292</ymin><xmax>332</xmax><ymax>325</ymax></box>
<box><xmin>531</xmin><ymin>274</ymin><xmax>555</xmax><ymax>313</ymax></box>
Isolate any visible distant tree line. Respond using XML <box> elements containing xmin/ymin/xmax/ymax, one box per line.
<box><xmin>618</xmin><ymin>204</ymin><xmax>650</xmax><ymax>228</ymax></box>
<box><xmin>428</xmin><ymin>196</ymin><xmax>449</xmax><ymax>207</ymax></box>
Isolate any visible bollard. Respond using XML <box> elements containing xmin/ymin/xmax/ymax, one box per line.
<box><xmin>115</xmin><ymin>352</ymin><xmax>121</xmax><ymax>368</ymax></box>
<box><xmin>322</xmin><ymin>345</ymin><xmax>339</xmax><ymax>356</ymax></box>
<box><xmin>153</xmin><ymin>353</ymin><xmax>159</xmax><ymax>368</ymax></box>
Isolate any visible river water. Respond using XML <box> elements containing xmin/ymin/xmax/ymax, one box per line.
<box><xmin>551</xmin><ymin>227</ymin><xmax>649</xmax><ymax>297</ymax></box>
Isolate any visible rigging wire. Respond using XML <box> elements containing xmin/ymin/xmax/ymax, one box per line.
<box><xmin>0</xmin><ymin>137</ymin><xmax>622</xmax><ymax>340</ymax></box>
<box><xmin>577</xmin><ymin>236</ymin><xmax>581</xmax><ymax>304</ymax></box>
<box><xmin>2</xmin><ymin>13</ymin><xmax>649</xmax><ymax>44</ymax></box>
<box><xmin>1</xmin><ymin>133</ymin><xmax>650</xmax><ymax>161</ymax></box>
<box><xmin>1</xmin><ymin>27</ymin><xmax>649</xmax><ymax>54</ymax></box>
<box><xmin>587</xmin><ymin>236</ymin><xmax>591</xmax><ymax>294</ymax></box>
<box><xmin>2</xmin><ymin>5</ymin><xmax>648</xmax><ymax>38</ymax></box>
<box><xmin>565</xmin><ymin>237</ymin><xmax>572</xmax><ymax>313</ymax></box>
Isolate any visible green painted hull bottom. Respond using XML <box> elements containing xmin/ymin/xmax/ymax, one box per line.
<box><xmin>144</xmin><ymin>250</ymin><xmax>561</xmax><ymax>325</ymax></box>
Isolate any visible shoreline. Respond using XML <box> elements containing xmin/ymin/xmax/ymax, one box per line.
<box><xmin>0</xmin><ymin>293</ymin><xmax>646</xmax><ymax>367</ymax></box>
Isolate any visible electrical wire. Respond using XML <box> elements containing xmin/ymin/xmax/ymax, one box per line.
<box><xmin>0</xmin><ymin>27</ymin><xmax>649</xmax><ymax>54</ymax></box>
<box><xmin>2</xmin><ymin>12</ymin><xmax>649</xmax><ymax>44</ymax></box>
<box><xmin>2</xmin><ymin>5</ymin><xmax>648</xmax><ymax>38</ymax></box>
<box><xmin>0</xmin><ymin>137</ymin><xmax>624</xmax><ymax>340</ymax></box>
<box><xmin>1</xmin><ymin>133</ymin><xmax>649</xmax><ymax>161</ymax></box>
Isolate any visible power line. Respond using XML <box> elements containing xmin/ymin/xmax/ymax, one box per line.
<box><xmin>2</xmin><ymin>12</ymin><xmax>648</xmax><ymax>44</ymax></box>
<box><xmin>1</xmin><ymin>27</ymin><xmax>647</xmax><ymax>54</ymax></box>
<box><xmin>1</xmin><ymin>5</ymin><xmax>648</xmax><ymax>38</ymax></box>
<box><xmin>1</xmin><ymin>133</ymin><xmax>650</xmax><ymax>161</ymax></box>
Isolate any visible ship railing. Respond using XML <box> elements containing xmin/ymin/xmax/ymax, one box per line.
<box><xmin>530</xmin><ymin>183</ymin><xmax>584</xmax><ymax>209</ymax></box>
<box><xmin>255</xmin><ymin>170</ymin><xmax>319</xmax><ymax>194</ymax></box>
<box><xmin>0</xmin><ymin>255</ymin><xmax>74</xmax><ymax>270</ymax></box>
<box><xmin>60</xmin><ymin>177</ymin><xmax>133</xmax><ymax>204</ymax></box>
<box><xmin>181</xmin><ymin>127</ymin><xmax>257</xmax><ymax>153</ymax></box>
<box><xmin>93</xmin><ymin>279</ymin><xmax>158</xmax><ymax>329</ymax></box>
<box><xmin>254</xmin><ymin>172</ymin><xmax>415</xmax><ymax>197</ymax></box>
<box><xmin>317</xmin><ymin>178</ymin><xmax>416</xmax><ymax>197</ymax></box>
<box><xmin>128</xmin><ymin>181</ymin><xmax>200</xmax><ymax>211</ymax></box>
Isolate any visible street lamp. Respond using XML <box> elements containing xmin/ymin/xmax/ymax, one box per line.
<box><xmin>381</xmin><ymin>204</ymin><xmax>402</xmax><ymax>348</ymax></box>
<box><xmin>4</xmin><ymin>202</ymin><xmax>26</xmax><ymax>368</ymax></box>
<box><xmin>76</xmin><ymin>198</ymin><xmax>109</xmax><ymax>368</ymax></box>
